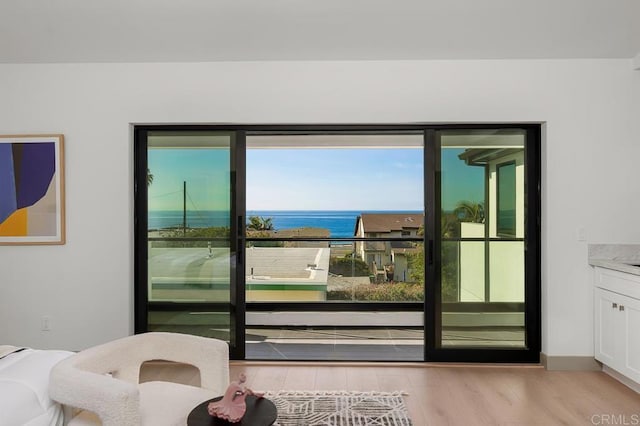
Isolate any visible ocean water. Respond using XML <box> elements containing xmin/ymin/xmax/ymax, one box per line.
<box><xmin>248</xmin><ymin>210</ymin><xmax>360</xmax><ymax>238</ymax></box>
<box><xmin>148</xmin><ymin>210</ymin><xmax>230</xmax><ymax>230</ymax></box>
<box><xmin>148</xmin><ymin>210</ymin><xmax>420</xmax><ymax>238</ymax></box>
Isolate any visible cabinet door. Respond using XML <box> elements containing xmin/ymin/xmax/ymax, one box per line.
<box><xmin>620</xmin><ymin>293</ymin><xmax>640</xmax><ymax>383</ymax></box>
<box><xmin>595</xmin><ymin>287</ymin><xmax>620</xmax><ymax>367</ymax></box>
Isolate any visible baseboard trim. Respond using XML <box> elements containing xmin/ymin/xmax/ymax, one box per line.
<box><xmin>541</xmin><ymin>353</ymin><xmax>602</xmax><ymax>371</ymax></box>
<box><xmin>603</xmin><ymin>365</ymin><xmax>640</xmax><ymax>393</ymax></box>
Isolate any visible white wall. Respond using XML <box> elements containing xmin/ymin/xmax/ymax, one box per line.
<box><xmin>0</xmin><ymin>59</ymin><xmax>639</xmax><ymax>356</ymax></box>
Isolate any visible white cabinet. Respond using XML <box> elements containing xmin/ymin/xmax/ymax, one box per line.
<box><xmin>594</xmin><ymin>287</ymin><xmax>619</xmax><ymax>366</ymax></box>
<box><xmin>594</xmin><ymin>267</ymin><xmax>640</xmax><ymax>384</ymax></box>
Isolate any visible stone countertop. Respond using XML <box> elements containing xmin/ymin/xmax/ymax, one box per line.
<box><xmin>589</xmin><ymin>259</ymin><xmax>640</xmax><ymax>276</ymax></box>
<box><xmin>588</xmin><ymin>244</ymin><xmax>640</xmax><ymax>276</ymax></box>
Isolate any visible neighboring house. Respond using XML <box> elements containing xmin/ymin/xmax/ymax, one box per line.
<box><xmin>457</xmin><ymin>146</ymin><xmax>525</xmax><ymax>303</ymax></box>
<box><xmin>458</xmin><ymin>147</ymin><xmax>524</xmax><ymax>240</ymax></box>
<box><xmin>354</xmin><ymin>213</ymin><xmax>423</xmax><ymax>282</ymax></box>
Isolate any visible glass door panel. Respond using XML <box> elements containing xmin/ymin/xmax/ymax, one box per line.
<box><xmin>145</xmin><ymin>131</ymin><xmax>236</xmax><ymax>347</ymax></box>
<box><xmin>244</xmin><ymin>133</ymin><xmax>425</xmax><ymax>361</ymax></box>
<box><xmin>438</xmin><ymin>129</ymin><xmax>526</xmax><ymax>349</ymax></box>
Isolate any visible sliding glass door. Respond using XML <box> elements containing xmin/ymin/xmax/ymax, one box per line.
<box><xmin>134</xmin><ymin>124</ymin><xmax>540</xmax><ymax>363</ymax></box>
<box><xmin>134</xmin><ymin>129</ymin><xmax>244</xmax><ymax>357</ymax></box>
<box><xmin>426</xmin><ymin>127</ymin><xmax>540</xmax><ymax>362</ymax></box>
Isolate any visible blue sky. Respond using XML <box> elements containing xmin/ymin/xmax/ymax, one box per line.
<box><xmin>441</xmin><ymin>149</ymin><xmax>484</xmax><ymax>211</ymax></box>
<box><xmin>246</xmin><ymin>148</ymin><xmax>423</xmax><ymax>210</ymax></box>
<box><xmin>148</xmin><ymin>149</ymin><xmax>230</xmax><ymax>211</ymax></box>
<box><xmin>148</xmin><ymin>147</ymin><xmax>483</xmax><ymax>212</ymax></box>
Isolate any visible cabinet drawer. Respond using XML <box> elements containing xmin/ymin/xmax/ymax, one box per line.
<box><xmin>596</xmin><ymin>268</ymin><xmax>640</xmax><ymax>300</ymax></box>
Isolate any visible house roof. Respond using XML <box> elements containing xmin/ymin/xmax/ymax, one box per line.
<box><xmin>390</xmin><ymin>241</ymin><xmax>421</xmax><ymax>255</ymax></box>
<box><xmin>357</xmin><ymin>213</ymin><xmax>424</xmax><ymax>234</ymax></box>
<box><xmin>458</xmin><ymin>148</ymin><xmax>523</xmax><ymax>166</ymax></box>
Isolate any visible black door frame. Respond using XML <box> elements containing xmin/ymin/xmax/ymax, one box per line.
<box><xmin>134</xmin><ymin>123</ymin><xmax>541</xmax><ymax>363</ymax></box>
<box><xmin>424</xmin><ymin>125</ymin><xmax>541</xmax><ymax>362</ymax></box>
<box><xmin>133</xmin><ymin>127</ymin><xmax>246</xmax><ymax>359</ymax></box>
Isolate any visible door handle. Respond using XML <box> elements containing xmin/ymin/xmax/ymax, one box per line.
<box><xmin>428</xmin><ymin>240</ymin><xmax>434</xmax><ymax>266</ymax></box>
<box><xmin>237</xmin><ymin>246</ymin><xmax>243</xmax><ymax>266</ymax></box>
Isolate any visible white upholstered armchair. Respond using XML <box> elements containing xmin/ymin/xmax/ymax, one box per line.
<box><xmin>49</xmin><ymin>332</ymin><xmax>229</xmax><ymax>426</ymax></box>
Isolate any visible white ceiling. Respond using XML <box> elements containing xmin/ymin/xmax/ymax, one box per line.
<box><xmin>1</xmin><ymin>0</ymin><xmax>639</xmax><ymax>64</ymax></box>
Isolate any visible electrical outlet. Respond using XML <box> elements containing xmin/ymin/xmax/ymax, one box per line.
<box><xmin>41</xmin><ymin>316</ymin><xmax>51</xmax><ymax>331</ymax></box>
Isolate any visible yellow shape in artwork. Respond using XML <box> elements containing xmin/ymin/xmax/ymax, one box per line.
<box><xmin>0</xmin><ymin>208</ymin><xmax>28</xmax><ymax>236</ymax></box>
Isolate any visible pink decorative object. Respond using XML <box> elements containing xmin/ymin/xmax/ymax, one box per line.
<box><xmin>208</xmin><ymin>373</ymin><xmax>263</xmax><ymax>423</ymax></box>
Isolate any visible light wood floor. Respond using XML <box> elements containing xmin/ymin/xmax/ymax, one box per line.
<box><xmin>141</xmin><ymin>362</ymin><xmax>640</xmax><ymax>425</ymax></box>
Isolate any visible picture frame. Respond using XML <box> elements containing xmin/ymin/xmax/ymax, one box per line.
<box><xmin>0</xmin><ymin>134</ymin><xmax>65</xmax><ymax>245</ymax></box>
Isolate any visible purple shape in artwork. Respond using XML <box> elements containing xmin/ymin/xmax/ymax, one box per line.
<box><xmin>15</xmin><ymin>143</ymin><xmax>56</xmax><ymax>209</ymax></box>
<box><xmin>0</xmin><ymin>144</ymin><xmax>18</xmax><ymax>223</ymax></box>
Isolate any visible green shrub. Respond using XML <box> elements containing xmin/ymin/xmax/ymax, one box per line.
<box><xmin>329</xmin><ymin>257</ymin><xmax>370</xmax><ymax>277</ymax></box>
<box><xmin>327</xmin><ymin>282</ymin><xmax>423</xmax><ymax>302</ymax></box>
<box><xmin>156</xmin><ymin>226</ymin><xmax>230</xmax><ymax>248</ymax></box>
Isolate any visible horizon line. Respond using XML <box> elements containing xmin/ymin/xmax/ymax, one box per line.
<box><xmin>149</xmin><ymin>208</ymin><xmax>425</xmax><ymax>212</ymax></box>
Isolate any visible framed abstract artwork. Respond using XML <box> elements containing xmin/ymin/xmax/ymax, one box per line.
<box><xmin>0</xmin><ymin>135</ymin><xmax>65</xmax><ymax>245</ymax></box>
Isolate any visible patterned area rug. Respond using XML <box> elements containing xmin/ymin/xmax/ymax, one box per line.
<box><xmin>262</xmin><ymin>390</ymin><xmax>412</xmax><ymax>426</ymax></box>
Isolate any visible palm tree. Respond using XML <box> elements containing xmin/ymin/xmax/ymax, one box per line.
<box><xmin>247</xmin><ymin>216</ymin><xmax>274</xmax><ymax>231</ymax></box>
<box><xmin>441</xmin><ymin>211</ymin><xmax>458</xmax><ymax>238</ymax></box>
<box><xmin>454</xmin><ymin>200</ymin><xmax>485</xmax><ymax>223</ymax></box>
<box><xmin>146</xmin><ymin>168</ymin><xmax>154</xmax><ymax>187</ymax></box>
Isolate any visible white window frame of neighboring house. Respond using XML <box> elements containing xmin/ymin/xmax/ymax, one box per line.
<box><xmin>496</xmin><ymin>160</ymin><xmax>517</xmax><ymax>238</ymax></box>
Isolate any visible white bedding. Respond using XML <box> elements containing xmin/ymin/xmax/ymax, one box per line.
<box><xmin>0</xmin><ymin>348</ymin><xmax>73</xmax><ymax>426</ymax></box>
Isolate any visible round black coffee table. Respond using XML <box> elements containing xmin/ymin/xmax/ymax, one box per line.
<box><xmin>187</xmin><ymin>395</ymin><xmax>277</xmax><ymax>426</ymax></box>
